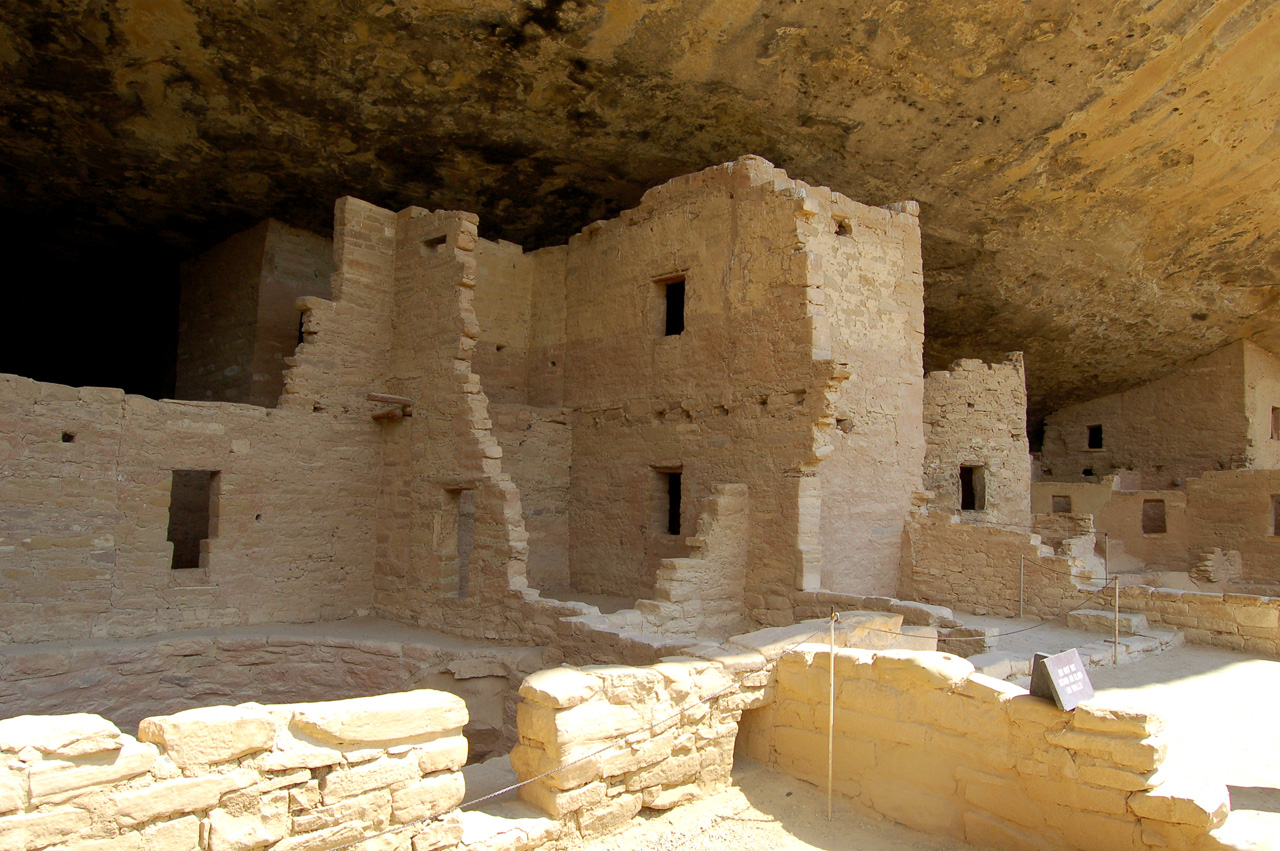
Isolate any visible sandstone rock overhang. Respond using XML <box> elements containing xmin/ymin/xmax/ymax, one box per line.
<box><xmin>1</xmin><ymin>1</ymin><xmax>1278</xmax><ymax>423</ymax></box>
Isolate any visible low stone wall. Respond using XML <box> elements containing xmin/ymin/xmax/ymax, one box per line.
<box><xmin>744</xmin><ymin>647</ymin><xmax>1235</xmax><ymax>851</ymax></box>
<box><xmin>509</xmin><ymin>652</ymin><xmax>771</xmax><ymax>837</ymax></box>
<box><xmin>0</xmin><ymin>623</ymin><xmax>561</xmax><ymax>762</ymax></box>
<box><xmin>900</xmin><ymin>511</ymin><xmax>1100</xmax><ymax>619</ymax></box>
<box><xmin>902</xmin><ymin>510</ymin><xmax>1280</xmax><ymax>657</ymax></box>
<box><xmin>0</xmin><ymin>689</ymin><xmax>469</xmax><ymax>851</ymax></box>
<box><xmin>1118</xmin><ymin>586</ymin><xmax>1280</xmax><ymax>656</ymax></box>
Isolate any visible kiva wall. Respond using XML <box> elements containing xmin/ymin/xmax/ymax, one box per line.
<box><xmin>743</xmin><ymin>647</ymin><xmax>1233</xmax><ymax>851</ymax></box>
<box><xmin>0</xmin><ymin>690</ymin><xmax>470</xmax><ymax>851</ymax></box>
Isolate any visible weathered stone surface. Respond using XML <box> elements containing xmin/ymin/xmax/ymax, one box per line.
<box><xmin>113</xmin><ymin>769</ymin><xmax>258</xmax><ymax>827</ymax></box>
<box><xmin>7</xmin><ymin>0</ymin><xmax>1279</xmax><ymax>427</ymax></box>
<box><xmin>29</xmin><ymin>739</ymin><xmax>157</xmax><ymax>805</ymax></box>
<box><xmin>0</xmin><ymin>714</ymin><xmax>121</xmax><ymax>757</ymax></box>
<box><xmin>291</xmin><ymin>691</ymin><xmax>467</xmax><ymax>746</ymax></box>
<box><xmin>518</xmin><ymin>669</ymin><xmax>601</xmax><ymax>710</ymax></box>
<box><xmin>207</xmin><ymin>789</ymin><xmax>289</xmax><ymax>851</ymax></box>
<box><xmin>138</xmin><ymin>705</ymin><xmax>276</xmax><ymax>767</ymax></box>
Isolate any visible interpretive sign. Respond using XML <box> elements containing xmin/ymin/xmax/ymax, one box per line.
<box><xmin>1029</xmin><ymin>648</ymin><xmax>1094</xmax><ymax>710</ymax></box>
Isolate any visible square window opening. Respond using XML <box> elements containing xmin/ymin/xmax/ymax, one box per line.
<box><xmin>167</xmin><ymin>470</ymin><xmax>218</xmax><ymax>570</ymax></box>
<box><xmin>959</xmin><ymin>465</ymin><xmax>986</xmax><ymax>511</ymax></box>
<box><xmin>1051</xmin><ymin>495</ymin><xmax>1072</xmax><ymax>514</ymax></box>
<box><xmin>1142</xmin><ymin>499</ymin><xmax>1167</xmax><ymax>535</ymax></box>
<box><xmin>1087</xmin><ymin>424</ymin><xmax>1103</xmax><ymax>449</ymax></box>
<box><xmin>657</xmin><ymin>275</ymin><xmax>686</xmax><ymax>336</ymax></box>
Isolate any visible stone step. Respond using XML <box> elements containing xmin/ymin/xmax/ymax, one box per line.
<box><xmin>973</xmin><ymin>629</ymin><xmax>1184</xmax><ymax>681</ymax></box>
<box><xmin>459</xmin><ymin>804</ymin><xmax>562</xmax><ymax>851</ymax></box>
<box><xmin>1067</xmin><ymin>608</ymin><xmax>1150</xmax><ymax>635</ymax></box>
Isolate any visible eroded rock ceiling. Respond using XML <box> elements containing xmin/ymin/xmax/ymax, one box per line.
<box><xmin>1</xmin><ymin>0</ymin><xmax>1278</xmax><ymax>420</ymax></box>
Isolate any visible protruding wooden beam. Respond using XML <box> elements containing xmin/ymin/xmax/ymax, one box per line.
<box><xmin>367</xmin><ymin>392</ymin><xmax>413</xmax><ymax>406</ymax></box>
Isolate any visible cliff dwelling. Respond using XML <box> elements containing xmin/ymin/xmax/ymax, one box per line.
<box><xmin>2</xmin><ymin>2</ymin><xmax>1279</xmax><ymax>851</ymax></box>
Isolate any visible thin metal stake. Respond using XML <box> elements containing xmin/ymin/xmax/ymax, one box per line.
<box><xmin>827</xmin><ymin>611</ymin><xmax>836</xmax><ymax>821</ymax></box>
<box><xmin>1114</xmin><ymin>577</ymin><xmax>1121</xmax><ymax>666</ymax></box>
<box><xmin>1019</xmin><ymin>555</ymin><xmax>1025</xmax><ymax>619</ymax></box>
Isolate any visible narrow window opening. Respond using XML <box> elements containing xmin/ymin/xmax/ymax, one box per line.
<box><xmin>656</xmin><ymin>469</ymin><xmax>683</xmax><ymax>535</ymax></box>
<box><xmin>1087</xmin><ymin>424</ymin><xmax>1103</xmax><ymax>449</ymax></box>
<box><xmin>441</xmin><ymin>488</ymin><xmax>475</xmax><ymax>596</ymax></box>
<box><xmin>61</xmin><ymin>432</ymin><xmax>75</xmax><ymax>443</ymax></box>
<box><xmin>959</xmin><ymin>465</ymin><xmax>986</xmax><ymax>511</ymax></box>
<box><xmin>1051</xmin><ymin>495</ymin><xmax>1072</xmax><ymax>514</ymax></box>
<box><xmin>422</xmin><ymin>234</ymin><xmax>447</xmax><ymax>253</ymax></box>
<box><xmin>297</xmin><ymin>311</ymin><xmax>306</xmax><ymax>347</ymax></box>
<box><xmin>1142</xmin><ymin>499</ymin><xmax>1167</xmax><ymax>535</ymax></box>
<box><xmin>1272</xmin><ymin>496</ymin><xmax>1280</xmax><ymax>536</ymax></box>
<box><xmin>1271</xmin><ymin>408</ymin><xmax>1280</xmax><ymax>440</ymax></box>
<box><xmin>658</xmin><ymin>275</ymin><xmax>686</xmax><ymax>336</ymax></box>
<box><xmin>167</xmin><ymin>470</ymin><xmax>218</xmax><ymax>570</ymax></box>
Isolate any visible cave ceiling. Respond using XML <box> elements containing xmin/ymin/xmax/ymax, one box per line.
<box><xmin>1</xmin><ymin>0</ymin><xmax>1278</xmax><ymax>420</ymax></box>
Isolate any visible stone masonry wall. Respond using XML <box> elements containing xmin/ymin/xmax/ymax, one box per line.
<box><xmin>0</xmin><ymin>376</ymin><xmax>380</xmax><ymax>645</ymax></box>
<box><xmin>1040</xmin><ymin>341</ymin><xmax>1249</xmax><ymax>488</ymax></box>
<box><xmin>743</xmin><ymin>646</ymin><xmax>1234</xmax><ymax>851</ymax></box>
<box><xmin>560</xmin><ymin>158</ymin><xmax>824</xmax><ymax>602</ymax></box>
<box><xmin>363</xmin><ymin>206</ymin><xmax>538</xmax><ymax>642</ymax></box>
<box><xmin>902</xmin><ymin>511</ymin><xmax>1280</xmax><ymax>656</ymax></box>
<box><xmin>808</xmin><ymin>194</ymin><xmax>924</xmax><ymax>596</ymax></box>
<box><xmin>249</xmin><ymin>221</ymin><xmax>333</xmax><ymax>407</ymax></box>
<box><xmin>176</xmin><ymin>220</ymin><xmax>330</xmax><ymax>408</ymax></box>
<box><xmin>1186</xmin><ymin>469</ymin><xmax>1280</xmax><ymax>584</ymax></box>
<box><xmin>899</xmin><ymin>510</ymin><xmax>1099</xmax><ymax>620</ymax></box>
<box><xmin>510</xmin><ymin>653</ymin><xmax>771</xmax><ymax>838</ymax></box>
<box><xmin>1241</xmin><ymin>340</ymin><xmax>1280</xmax><ymax>469</ymax></box>
<box><xmin>0</xmin><ymin>689</ymin><xmax>470</xmax><ymax>851</ymax></box>
<box><xmin>923</xmin><ymin>354</ymin><xmax>1032</xmax><ymax>530</ymax></box>
<box><xmin>175</xmin><ymin>222</ymin><xmax>266</xmax><ymax>405</ymax></box>
<box><xmin>557</xmin><ymin>156</ymin><xmax>923</xmax><ymax>618</ymax></box>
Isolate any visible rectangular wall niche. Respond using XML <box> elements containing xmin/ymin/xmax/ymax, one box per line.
<box><xmin>959</xmin><ymin>465</ymin><xmax>986</xmax><ymax>511</ymax></box>
<box><xmin>1051</xmin><ymin>495</ymin><xmax>1073</xmax><ymax>514</ymax></box>
<box><xmin>439</xmin><ymin>488</ymin><xmax>475</xmax><ymax>597</ymax></box>
<box><xmin>656</xmin><ymin>275</ymin><xmax>686</xmax><ymax>336</ymax></box>
<box><xmin>1142</xmin><ymin>499</ymin><xmax>1167</xmax><ymax>535</ymax></box>
<box><xmin>1272</xmin><ymin>408</ymin><xmax>1280</xmax><ymax>440</ymax></box>
<box><xmin>167</xmin><ymin>470</ymin><xmax>218</xmax><ymax>570</ymax></box>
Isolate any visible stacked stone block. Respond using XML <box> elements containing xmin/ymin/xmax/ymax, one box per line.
<box><xmin>509</xmin><ymin>655</ymin><xmax>770</xmax><ymax>838</ymax></box>
<box><xmin>0</xmin><ymin>689</ymin><xmax>469</xmax><ymax>851</ymax></box>
<box><xmin>748</xmin><ymin>647</ymin><xmax>1236</xmax><ymax>851</ymax></box>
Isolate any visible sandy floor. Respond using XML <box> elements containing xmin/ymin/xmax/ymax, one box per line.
<box><xmin>559</xmin><ymin>758</ymin><xmax>976</xmax><ymax>851</ymax></box>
